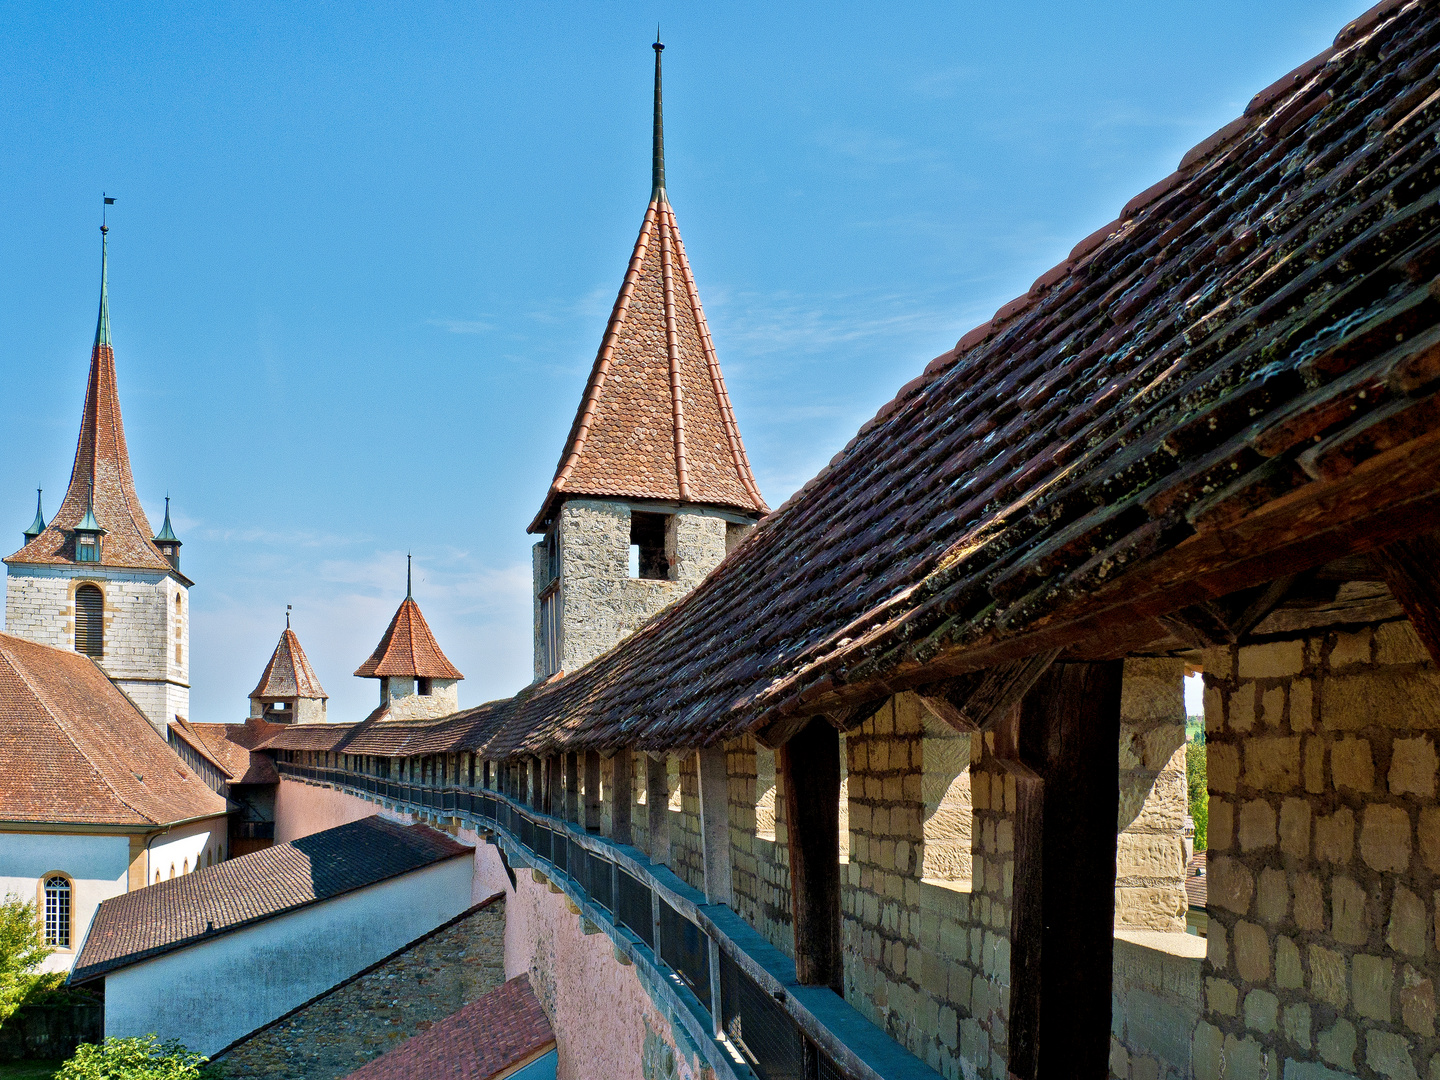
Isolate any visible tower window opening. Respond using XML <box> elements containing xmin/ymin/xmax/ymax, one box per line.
<box><xmin>540</xmin><ymin>589</ymin><xmax>560</xmax><ymax>677</ymax></box>
<box><xmin>43</xmin><ymin>876</ymin><xmax>71</xmax><ymax>948</ymax></box>
<box><xmin>75</xmin><ymin>584</ymin><xmax>104</xmax><ymax>658</ymax></box>
<box><xmin>629</xmin><ymin>512</ymin><xmax>670</xmax><ymax>580</ymax></box>
<box><xmin>418</xmin><ymin>677</ymin><xmax>432</xmax><ymax>696</ymax></box>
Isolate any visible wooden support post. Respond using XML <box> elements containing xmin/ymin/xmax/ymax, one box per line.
<box><xmin>584</xmin><ymin>751</ymin><xmax>602</xmax><ymax>833</ymax></box>
<box><xmin>611</xmin><ymin>750</ymin><xmax>634</xmax><ymax>844</ymax></box>
<box><xmin>564</xmin><ymin>752</ymin><xmax>580</xmax><ymax>823</ymax></box>
<box><xmin>696</xmin><ymin>747</ymin><xmax>732</xmax><ymax>905</ymax></box>
<box><xmin>646</xmin><ymin>755</ymin><xmax>670</xmax><ymax>865</ymax></box>
<box><xmin>1009</xmin><ymin>661</ymin><xmax>1123</xmax><ymax>1080</ymax></box>
<box><xmin>780</xmin><ymin>718</ymin><xmax>842</xmax><ymax>991</ymax></box>
<box><xmin>530</xmin><ymin>758</ymin><xmax>543</xmax><ymax>808</ymax></box>
<box><xmin>1374</xmin><ymin>530</ymin><xmax>1440</xmax><ymax>667</ymax></box>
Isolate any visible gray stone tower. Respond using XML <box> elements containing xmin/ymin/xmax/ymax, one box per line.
<box><xmin>249</xmin><ymin>620</ymin><xmax>328</xmax><ymax>724</ymax></box>
<box><xmin>527</xmin><ymin>41</ymin><xmax>767</xmax><ymax>682</ymax></box>
<box><xmin>4</xmin><ymin>221</ymin><xmax>192</xmax><ymax>733</ymax></box>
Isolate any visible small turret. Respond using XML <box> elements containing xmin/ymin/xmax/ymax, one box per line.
<box><xmin>354</xmin><ymin>556</ymin><xmax>463</xmax><ymax>721</ymax></box>
<box><xmin>74</xmin><ymin>481</ymin><xmax>106</xmax><ymax>564</ymax></box>
<box><xmin>23</xmin><ymin>489</ymin><xmax>44</xmax><ymax>545</ymax></box>
<box><xmin>153</xmin><ymin>497</ymin><xmax>181</xmax><ymax>571</ymax></box>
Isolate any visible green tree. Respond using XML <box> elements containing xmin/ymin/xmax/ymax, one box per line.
<box><xmin>1187</xmin><ymin>741</ymin><xmax>1208</xmax><ymax>852</ymax></box>
<box><xmin>0</xmin><ymin>894</ymin><xmax>54</xmax><ymax>1022</ymax></box>
<box><xmin>58</xmin><ymin>1036</ymin><xmax>216</xmax><ymax>1080</ymax></box>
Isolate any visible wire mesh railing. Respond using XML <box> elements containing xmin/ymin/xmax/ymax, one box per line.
<box><xmin>274</xmin><ymin>759</ymin><xmax>853</xmax><ymax>1080</ymax></box>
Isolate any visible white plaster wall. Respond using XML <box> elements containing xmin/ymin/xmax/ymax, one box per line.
<box><xmin>145</xmin><ymin>818</ymin><xmax>228</xmax><ymax>885</ymax></box>
<box><xmin>383</xmin><ymin>678</ymin><xmax>458</xmax><ymax>721</ymax></box>
<box><xmin>0</xmin><ymin>832</ymin><xmax>130</xmax><ymax>973</ymax></box>
<box><xmin>4</xmin><ymin>565</ymin><xmax>190</xmax><ymax>733</ymax></box>
<box><xmin>103</xmin><ymin>855</ymin><xmax>475</xmax><ymax>1056</ymax></box>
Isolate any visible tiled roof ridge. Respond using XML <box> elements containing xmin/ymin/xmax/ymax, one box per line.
<box><xmin>659</xmin><ymin>198</ymin><xmax>693</xmax><ymax>499</ymax></box>
<box><xmin>0</xmin><ymin>638</ymin><xmax>152</xmax><ymax>823</ymax></box>
<box><xmin>169</xmin><ymin>718</ymin><xmax>233</xmax><ymax>779</ymax></box>
<box><xmin>353</xmin><ymin>597</ymin><xmax>463</xmax><ymax>680</ymax></box>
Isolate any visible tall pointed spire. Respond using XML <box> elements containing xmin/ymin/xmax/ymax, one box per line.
<box><xmin>652</xmin><ymin>37</ymin><xmax>666</xmax><ymax>199</ymax></box>
<box><xmin>23</xmin><ymin>489</ymin><xmax>45</xmax><ymax>543</ymax></box>
<box><xmin>406</xmin><ymin>553</ymin><xmax>412</xmax><ymax>598</ymax></box>
<box><xmin>5</xmin><ymin>215</ymin><xmax>178</xmax><ymax>574</ymax></box>
<box><xmin>529</xmin><ymin>39</ymin><xmax>766</xmax><ymax>533</ymax></box>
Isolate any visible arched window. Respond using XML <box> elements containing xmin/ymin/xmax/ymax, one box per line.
<box><xmin>43</xmin><ymin>876</ymin><xmax>71</xmax><ymax>948</ymax></box>
<box><xmin>75</xmin><ymin>584</ymin><xmax>103</xmax><ymax>658</ymax></box>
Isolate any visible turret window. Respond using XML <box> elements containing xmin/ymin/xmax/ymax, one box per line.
<box><xmin>75</xmin><ymin>584</ymin><xmax>104</xmax><ymax>658</ymax></box>
<box><xmin>75</xmin><ymin>532</ymin><xmax>100</xmax><ymax>563</ymax></box>
<box><xmin>629</xmin><ymin>512</ymin><xmax>671</xmax><ymax>580</ymax></box>
<box><xmin>418</xmin><ymin>677</ymin><xmax>432</xmax><ymax>696</ymax></box>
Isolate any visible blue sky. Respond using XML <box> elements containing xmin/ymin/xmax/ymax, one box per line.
<box><xmin>0</xmin><ymin>1</ymin><xmax>1361</xmax><ymax>723</ymax></box>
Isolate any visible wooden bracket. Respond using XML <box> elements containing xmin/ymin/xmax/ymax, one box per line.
<box><xmin>915</xmin><ymin>649</ymin><xmax>1061</xmax><ymax>735</ymax></box>
<box><xmin>1374</xmin><ymin>529</ymin><xmax>1440</xmax><ymax>667</ymax></box>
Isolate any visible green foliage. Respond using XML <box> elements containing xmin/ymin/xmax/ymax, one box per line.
<box><xmin>1187</xmin><ymin>741</ymin><xmax>1208</xmax><ymax>852</ymax></box>
<box><xmin>57</xmin><ymin>1036</ymin><xmax>217</xmax><ymax>1080</ymax></box>
<box><xmin>0</xmin><ymin>895</ymin><xmax>53</xmax><ymax>1022</ymax></box>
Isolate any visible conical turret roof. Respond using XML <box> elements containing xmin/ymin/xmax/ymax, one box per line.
<box><xmin>354</xmin><ymin>596</ymin><xmax>463</xmax><ymax>680</ymax></box>
<box><xmin>6</xmin><ymin>226</ymin><xmax>177</xmax><ymax>575</ymax></box>
<box><xmin>529</xmin><ymin>40</ymin><xmax>766</xmax><ymax>533</ymax></box>
<box><xmin>251</xmin><ymin>628</ymin><xmax>328</xmax><ymax>701</ymax></box>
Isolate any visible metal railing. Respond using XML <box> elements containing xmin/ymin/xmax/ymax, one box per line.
<box><xmin>274</xmin><ymin>760</ymin><xmax>940</xmax><ymax>1080</ymax></box>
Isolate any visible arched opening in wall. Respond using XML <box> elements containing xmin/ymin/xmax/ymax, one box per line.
<box><xmin>755</xmin><ymin>747</ymin><xmax>777</xmax><ymax>842</ymax></box>
<box><xmin>42</xmin><ymin>875</ymin><xmax>71</xmax><ymax>948</ymax></box>
<box><xmin>75</xmin><ymin>584</ymin><xmax>103</xmax><ymax>658</ymax></box>
<box><xmin>920</xmin><ymin>708</ymin><xmax>973</xmax><ymax>888</ymax></box>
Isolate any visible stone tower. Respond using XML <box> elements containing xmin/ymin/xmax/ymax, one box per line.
<box><xmin>528</xmin><ymin>41</ymin><xmax>767</xmax><ymax>682</ymax></box>
<box><xmin>354</xmin><ymin>563</ymin><xmax>463</xmax><ymax>721</ymax></box>
<box><xmin>250</xmin><ymin>620</ymin><xmax>328</xmax><ymax>724</ymax></box>
<box><xmin>4</xmin><ymin>223</ymin><xmax>191</xmax><ymax>733</ymax></box>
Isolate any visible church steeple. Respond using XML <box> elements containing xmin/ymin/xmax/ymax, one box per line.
<box><xmin>154</xmin><ymin>496</ymin><xmax>182</xmax><ymax>570</ymax></box>
<box><xmin>23</xmin><ymin>490</ymin><xmax>45</xmax><ymax>544</ymax></box>
<box><xmin>529</xmin><ymin>39</ymin><xmax>766</xmax><ymax>534</ymax></box>
<box><xmin>95</xmin><ymin>221</ymin><xmax>111</xmax><ymax>349</ymax></box>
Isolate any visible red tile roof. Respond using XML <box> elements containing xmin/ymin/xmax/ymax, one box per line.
<box><xmin>71</xmin><ymin>817</ymin><xmax>472</xmax><ymax>984</ymax></box>
<box><xmin>341</xmin><ymin>974</ymin><xmax>555</xmax><ymax>1080</ymax></box>
<box><xmin>530</xmin><ymin>191</ymin><xmax>767</xmax><ymax>531</ymax></box>
<box><xmin>1186</xmin><ymin>851</ymin><xmax>1207</xmax><ymax>910</ymax></box>
<box><xmin>5</xmin><ymin>333</ymin><xmax>177</xmax><ymax>575</ymax></box>
<box><xmin>0</xmin><ymin>632</ymin><xmax>227</xmax><ymax>826</ymax></box>
<box><xmin>354</xmin><ymin>597</ymin><xmax>463</xmax><ymax>681</ymax></box>
<box><xmin>261</xmin><ymin>1</ymin><xmax>1440</xmax><ymax>761</ymax></box>
<box><xmin>171</xmin><ymin>716</ymin><xmax>284</xmax><ymax>785</ymax></box>
<box><xmin>250</xmin><ymin>628</ymin><xmax>327</xmax><ymax>701</ymax></box>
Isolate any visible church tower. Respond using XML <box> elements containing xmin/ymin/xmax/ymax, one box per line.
<box><xmin>528</xmin><ymin>40</ymin><xmax>767</xmax><ymax>682</ymax></box>
<box><xmin>4</xmin><ymin>221</ymin><xmax>192</xmax><ymax>733</ymax></box>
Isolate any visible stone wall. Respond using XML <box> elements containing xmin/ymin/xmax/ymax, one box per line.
<box><xmin>381</xmin><ymin>676</ymin><xmax>459</xmax><ymax>721</ymax></box>
<box><xmin>1110</xmin><ymin>930</ymin><xmax>1206</xmax><ymax>1080</ymax></box>
<box><xmin>1117</xmin><ymin>658</ymin><xmax>1190</xmax><ymax>933</ymax></box>
<box><xmin>214</xmin><ymin>896</ymin><xmax>506</xmax><ymax>1080</ymax></box>
<box><xmin>725</xmin><ymin>736</ymin><xmax>794</xmax><ymax>958</ymax></box>
<box><xmin>4</xmin><ymin>564</ymin><xmax>189</xmax><ymax>732</ymax></box>
<box><xmin>1198</xmin><ymin>620</ymin><xmax>1440</xmax><ymax>1080</ymax></box>
<box><xmin>672</xmin><ymin>753</ymin><xmax>705</xmax><ymax>893</ymax></box>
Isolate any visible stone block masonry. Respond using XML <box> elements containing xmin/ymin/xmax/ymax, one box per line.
<box><xmin>1198</xmin><ymin>620</ymin><xmax>1440</xmax><ymax>1080</ymax></box>
<box><xmin>214</xmin><ymin>896</ymin><xmax>506</xmax><ymax>1080</ymax></box>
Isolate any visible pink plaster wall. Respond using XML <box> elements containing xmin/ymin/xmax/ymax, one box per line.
<box><xmin>273</xmin><ymin>779</ymin><xmax>386</xmax><ymax>842</ymax></box>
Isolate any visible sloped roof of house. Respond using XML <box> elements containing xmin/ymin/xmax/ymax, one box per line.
<box><xmin>341</xmin><ymin>974</ymin><xmax>555</xmax><ymax>1080</ymax></box>
<box><xmin>71</xmin><ymin>817</ymin><xmax>472</xmax><ymax>984</ymax></box>
<box><xmin>530</xmin><ymin>42</ymin><xmax>766</xmax><ymax>531</ymax></box>
<box><xmin>5</xmin><ymin>230</ymin><xmax>179</xmax><ymax>576</ymax></box>
<box><xmin>0</xmin><ymin>632</ymin><xmax>227</xmax><ymax>827</ymax></box>
<box><xmin>170</xmin><ymin>716</ymin><xmax>284</xmax><ymax>785</ymax></box>
<box><xmin>1186</xmin><ymin>851</ymin><xmax>1208</xmax><ymax>910</ymax></box>
<box><xmin>354</xmin><ymin>597</ymin><xmax>463</xmax><ymax>680</ymax></box>
<box><xmin>257</xmin><ymin>0</ymin><xmax>1440</xmax><ymax>760</ymax></box>
<box><xmin>251</xmin><ymin>628</ymin><xmax>328</xmax><ymax>701</ymax></box>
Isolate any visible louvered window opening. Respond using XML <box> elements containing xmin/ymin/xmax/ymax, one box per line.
<box><xmin>44</xmin><ymin>876</ymin><xmax>70</xmax><ymax>948</ymax></box>
<box><xmin>75</xmin><ymin>585</ymin><xmax>103</xmax><ymax>658</ymax></box>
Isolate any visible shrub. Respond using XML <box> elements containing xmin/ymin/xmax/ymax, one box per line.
<box><xmin>0</xmin><ymin>894</ymin><xmax>53</xmax><ymax>1021</ymax></box>
<box><xmin>58</xmin><ymin>1035</ymin><xmax>217</xmax><ymax>1079</ymax></box>
<box><xmin>1187</xmin><ymin>741</ymin><xmax>1208</xmax><ymax>852</ymax></box>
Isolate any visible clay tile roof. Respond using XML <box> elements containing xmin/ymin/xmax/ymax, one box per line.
<box><xmin>171</xmin><ymin>716</ymin><xmax>284</xmax><ymax>785</ymax></box>
<box><xmin>1186</xmin><ymin>852</ymin><xmax>1207</xmax><ymax>910</ymax></box>
<box><xmin>71</xmin><ymin>817</ymin><xmax>472</xmax><ymax>984</ymax></box>
<box><xmin>341</xmin><ymin>974</ymin><xmax>555</xmax><ymax>1080</ymax></box>
<box><xmin>529</xmin><ymin>44</ymin><xmax>766</xmax><ymax>532</ymax></box>
<box><xmin>354</xmin><ymin>597</ymin><xmax>463</xmax><ymax>681</ymax></box>
<box><xmin>6</xmin><ymin>233</ymin><xmax>179</xmax><ymax>576</ymax></box>
<box><xmin>0</xmin><ymin>632</ymin><xmax>227</xmax><ymax>826</ymax></box>
<box><xmin>251</xmin><ymin>628</ymin><xmax>328</xmax><ymax>701</ymax></box>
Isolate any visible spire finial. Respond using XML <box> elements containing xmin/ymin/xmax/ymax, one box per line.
<box><xmin>286</xmin><ymin>604</ymin><xmax>292</xmax><ymax>630</ymax></box>
<box><xmin>95</xmin><ymin>195</ymin><xmax>114</xmax><ymax>349</ymax></box>
<box><xmin>651</xmin><ymin>35</ymin><xmax>666</xmax><ymax>199</ymax></box>
<box><xmin>406</xmin><ymin>552</ymin><xmax>412</xmax><ymax>599</ymax></box>
<box><xmin>24</xmin><ymin>487</ymin><xmax>45</xmax><ymax>543</ymax></box>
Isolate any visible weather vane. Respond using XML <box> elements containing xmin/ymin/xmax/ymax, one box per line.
<box><xmin>101</xmin><ymin>193</ymin><xmax>115</xmax><ymax>231</ymax></box>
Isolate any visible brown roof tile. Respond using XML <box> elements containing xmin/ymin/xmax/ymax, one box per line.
<box><xmin>530</xmin><ymin>194</ymin><xmax>767</xmax><ymax>531</ymax></box>
<box><xmin>172</xmin><ymin>716</ymin><xmax>284</xmax><ymax>785</ymax></box>
<box><xmin>71</xmin><ymin>817</ymin><xmax>472</xmax><ymax>984</ymax></box>
<box><xmin>0</xmin><ymin>632</ymin><xmax>226</xmax><ymax>826</ymax></box>
<box><xmin>1186</xmin><ymin>852</ymin><xmax>1207</xmax><ymax>910</ymax></box>
<box><xmin>251</xmin><ymin>628</ymin><xmax>327</xmax><ymax>701</ymax></box>
<box><xmin>342</xmin><ymin>974</ymin><xmax>554</xmax><ymax>1080</ymax></box>
<box><xmin>353</xmin><ymin>597</ymin><xmax>463</xmax><ymax>681</ymax></box>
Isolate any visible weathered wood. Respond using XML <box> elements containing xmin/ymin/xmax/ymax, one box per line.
<box><xmin>611</xmin><ymin>749</ymin><xmax>634</xmax><ymax>844</ymax></box>
<box><xmin>696</xmin><ymin>748</ymin><xmax>732</xmax><ymax>905</ymax></box>
<box><xmin>583</xmin><ymin>751</ymin><xmax>602</xmax><ymax>833</ymax></box>
<box><xmin>918</xmin><ymin>649</ymin><xmax>1061</xmax><ymax>734</ymax></box>
<box><xmin>564</xmin><ymin>752</ymin><xmax>580</xmax><ymax>824</ymax></box>
<box><xmin>1009</xmin><ymin>662</ymin><xmax>1123</xmax><ymax>1080</ymax></box>
<box><xmin>531</xmin><ymin>758</ymin><xmax>543</xmax><ymax>809</ymax></box>
<box><xmin>646</xmin><ymin>755</ymin><xmax>670</xmax><ymax>864</ymax></box>
<box><xmin>915</xmin><ymin>692</ymin><xmax>978</xmax><ymax>733</ymax></box>
<box><xmin>829</xmin><ymin>696</ymin><xmax>889</xmax><ymax>732</ymax></box>
<box><xmin>1374</xmin><ymin>529</ymin><xmax>1440</xmax><ymax>667</ymax></box>
<box><xmin>781</xmin><ymin>718</ymin><xmax>843</xmax><ymax>991</ymax></box>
